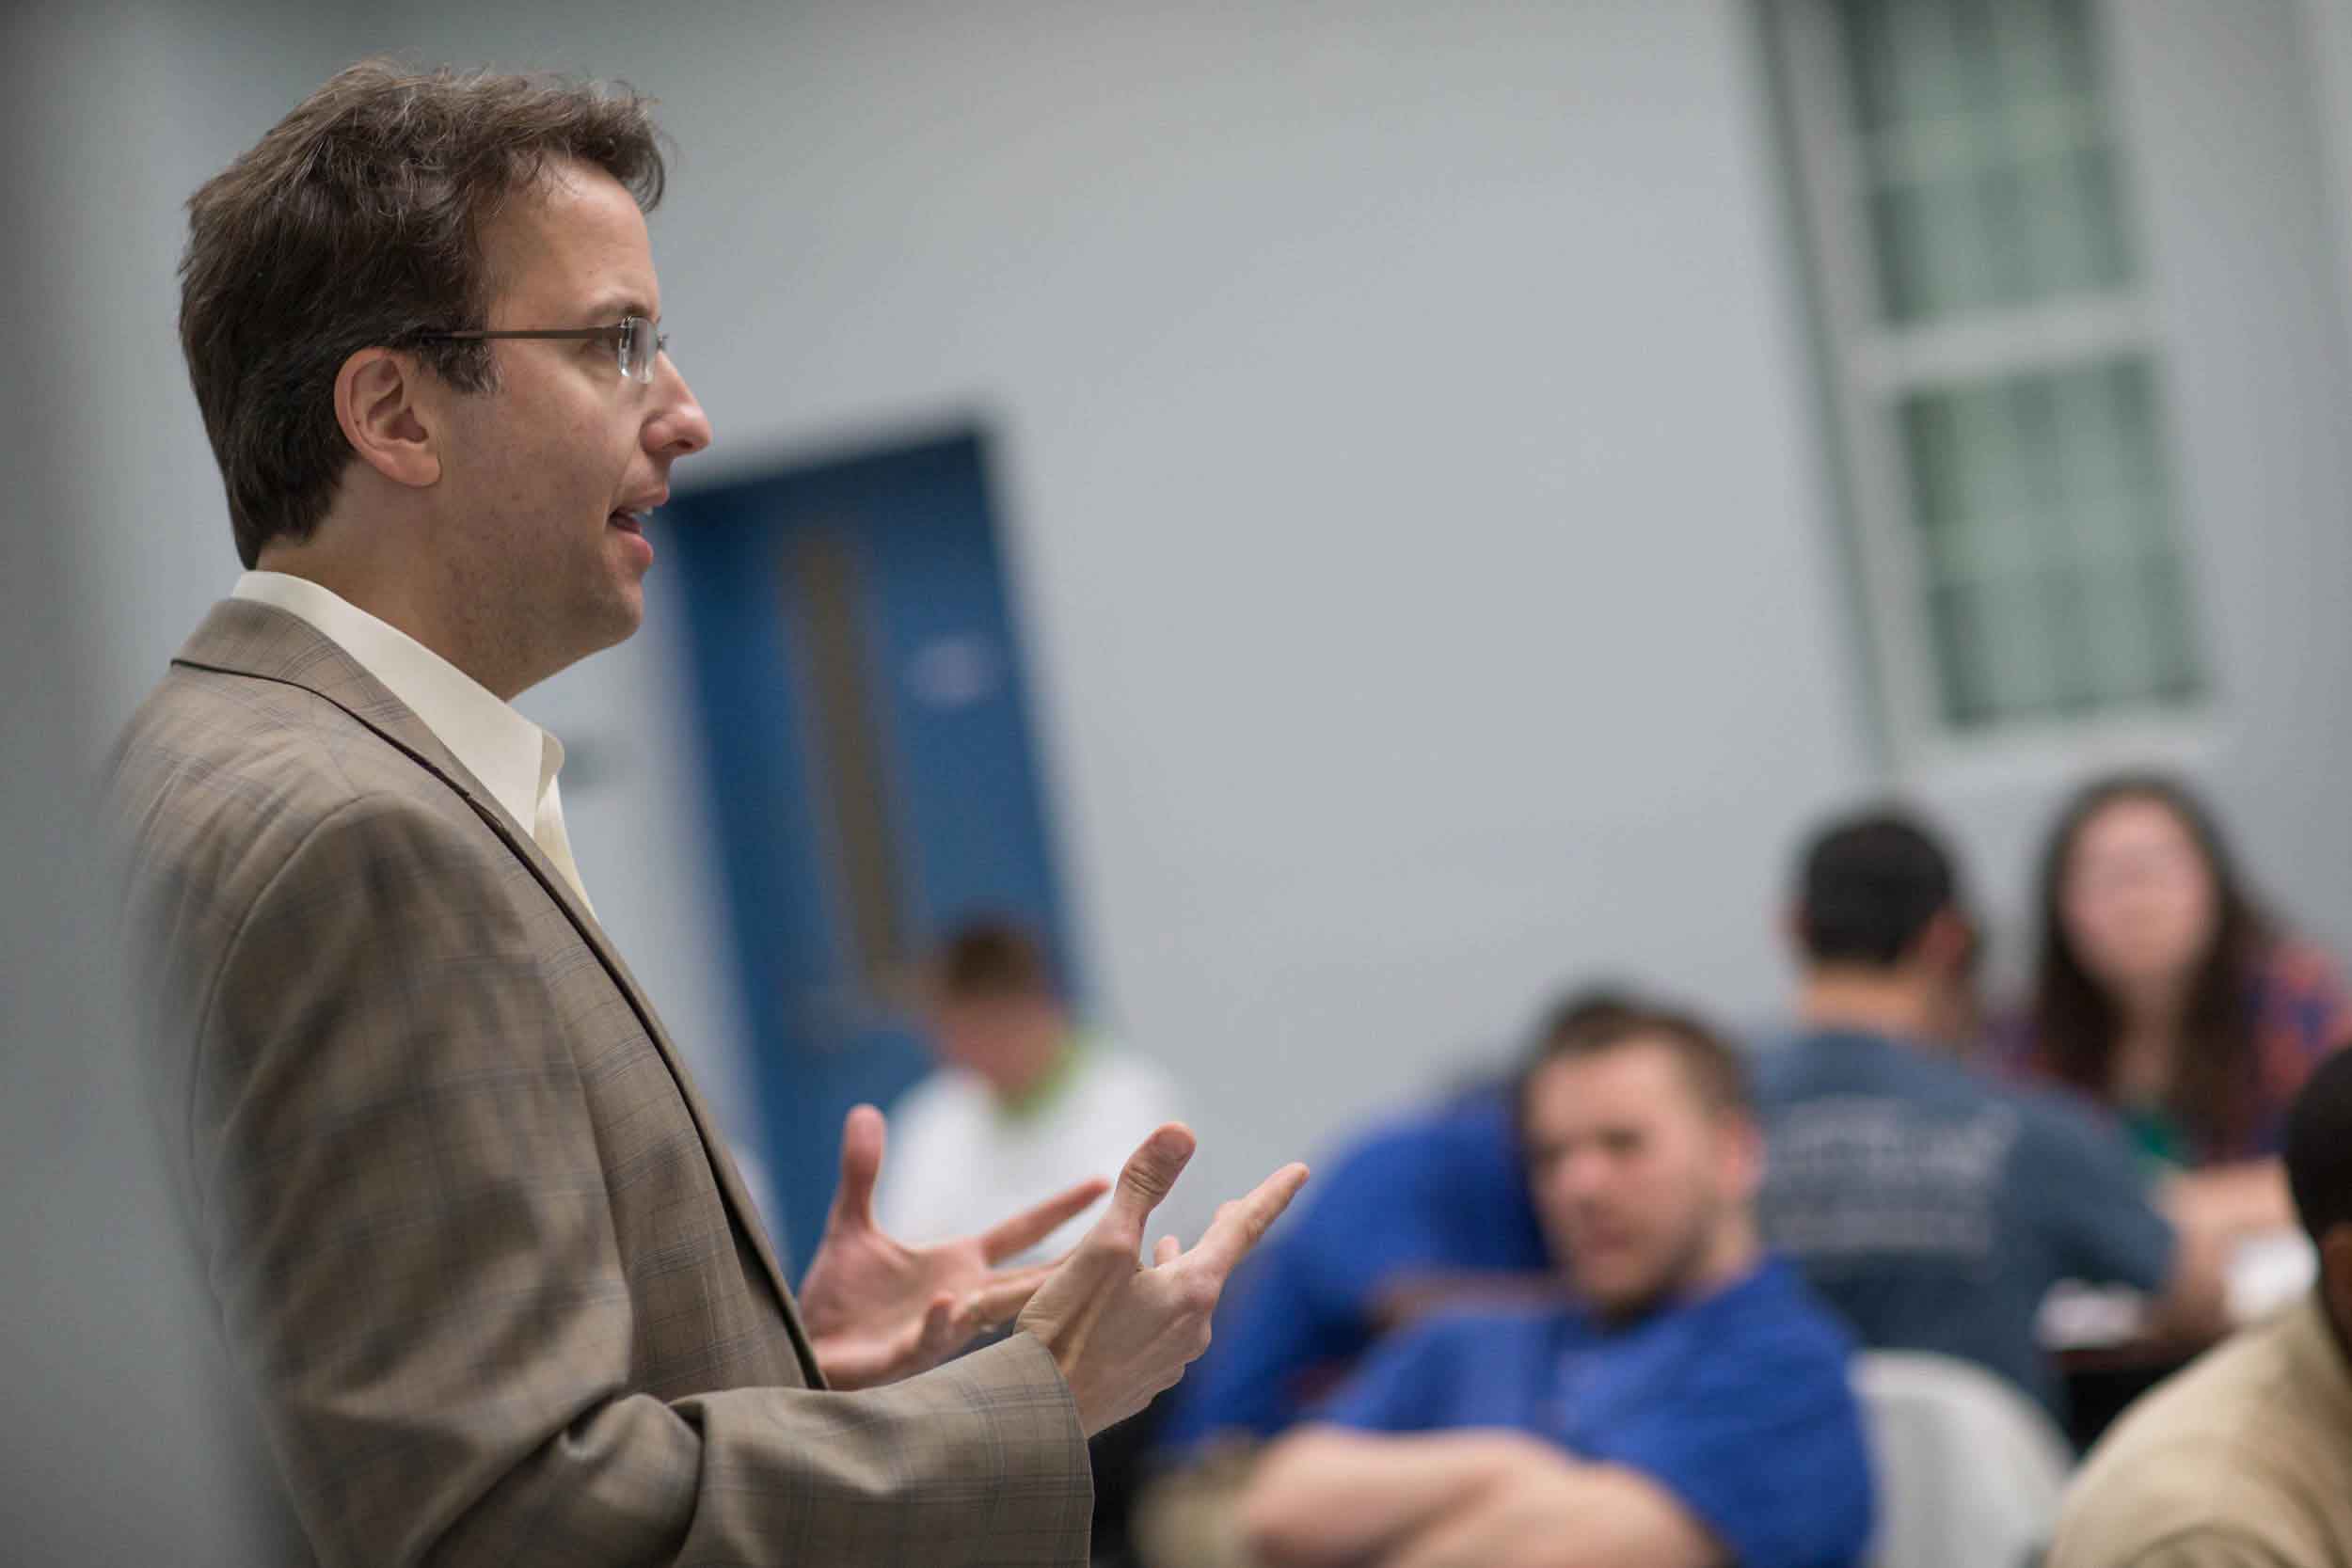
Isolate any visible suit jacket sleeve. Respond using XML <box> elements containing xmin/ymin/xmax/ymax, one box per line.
<box><xmin>187</xmin><ymin>791</ymin><xmax>1090</xmax><ymax>1566</ymax></box>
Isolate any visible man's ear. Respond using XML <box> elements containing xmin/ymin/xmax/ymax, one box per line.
<box><xmin>1720</xmin><ymin>1111</ymin><xmax>1766</xmax><ymax>1205</ymax></box>
<box><xmin>333</xmin><ymin>347</ymin><xmax>442</xmax><ymax>490</ymax></box>
<box><xmin>1915</xmin><ymin>908</ymin><xmax>1976</xmax><ymax>976</ymax></box>
<box><xmin>1780</xmin><ymin>904</ymin><xmax>1809</xmax><ymax>958</ymax></box>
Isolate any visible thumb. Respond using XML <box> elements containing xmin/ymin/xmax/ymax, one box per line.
<box><xmin>829</xmin><ymin>1104</ymin><xmax>887</xmax><ymax>1233</ymax></box>
<box><xmin>1021</xmin><ymin>1126</ymin><xmax>1197</xmax><ymax>1349</ymax></box>
<box><xmin>914</xmin><ymin>1292</ymin><xmax>957</xmax><ymax>1355</ymax></box>
<box><xmin>1100</xmin><ymin>1123</ymin><xmax>1197</xmax><ymax>1246</ymax></box>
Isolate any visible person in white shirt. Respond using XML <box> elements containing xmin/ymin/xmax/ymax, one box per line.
<box><xmin>880</xmin><ymin>918</ymin><xmax>1192</xmax><ymax>1263</ymax></box>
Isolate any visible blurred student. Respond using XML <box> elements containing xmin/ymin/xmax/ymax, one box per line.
<box><xmin>1237</xmin><ymin>1006</ymin><xmax>1873</xmax><ymax>1568</ymax></box>
<box><xmin>1152</xmin><ymin>991</ymin><xmax>1637</xmax><ymax>1455</ymax></box>
<box><xmin>1756</xmin><ymin>810</ymin><xmax>2228</xmax><ymax>1418</ymax></box>
<box><xmin>876</xmin><ymin>916</ymin><xmax>1186</xmax><ymax>1261</ymax></box>
<box><xmin>1132</xmin><ymin>997</ymin><xmax>1618</xmax><ymax>1568</ymax></box>
<box><xmin>2047</xmin><ymin>1046</ymin><xmax>2352</xmax><ymax>1568</ymax></box>
<box><xmin>2006</xmin><ymin>773</ymin><xmax>2352</xmax><ymax>1239</ymax></box>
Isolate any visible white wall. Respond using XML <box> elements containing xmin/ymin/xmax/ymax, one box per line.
<box><xmin>357</xmin><ymin>0</ymin><xmax>1874</xmax><ymax>1203</ymax></box>
<box><xmin>55</xmin><ymin>7</ymin><xmax>359</xmax><ymax>727</ymax></box>
<box><xmin>48</xmin><ymin>0</ymin><xmax>2352</xmax><ymax>1221</ymax></box>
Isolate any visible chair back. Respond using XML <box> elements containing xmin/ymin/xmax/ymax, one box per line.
<box><xmin>1854</xmin><ymin>1351</ymin><xmax>2074</xmax><ymax>1568</ymax></box>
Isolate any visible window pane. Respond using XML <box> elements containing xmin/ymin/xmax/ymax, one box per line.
<box><xmin>2081</xmin><ymin>562</ymin><xmax>2164</xmax><ymax>705</ymax></box>
<box><xmin>1842</xmin><ymin>0</ymin><xmax>2130</xmax><ymax>323</ymax></box>
<box><xmin>1898</xmin><ymin>355</ymin><xmax>2201</xmax><ymax>727</ymax></box>
<box><xmin>1871</xmin><ymin>175</ymin><xmax>1994</xmax><ymax>320</ymax></box>
<box><xmin>2020</xmin><ymin>144</ymin><xmax>2129</xmax><ymax>298</ymax></box>
<box><xmin>1987</xmin><ymin>0</ymin><xmax>2094</xmax><ymax>103</ymax></box>
<box><xmin>2140</xmin><ymin>550</ymin><xmax>2204</xmax><ymax>701</ymax></box>
<box><xmin>1927</xmin><ymin>579</ymin><xmax>1998</xmax><ymax>728</ymax></box>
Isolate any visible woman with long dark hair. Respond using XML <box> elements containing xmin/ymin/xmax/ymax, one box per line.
<box><xmin>2014</xmin><ymin>772</ymin><xmax>2351</xmax><ymax>1235</ymax></box>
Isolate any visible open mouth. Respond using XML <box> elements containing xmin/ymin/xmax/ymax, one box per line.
<box><xmin>609</xmin><ymin>510</ymin><xmax>646</xmax><ymax>533</ymax></box>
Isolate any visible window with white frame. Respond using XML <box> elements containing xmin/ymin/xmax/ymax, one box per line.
<box><xmin>1772</xmin><ymin>0</ymin><xmax>2205</xmax><ymax>748</ymax></box>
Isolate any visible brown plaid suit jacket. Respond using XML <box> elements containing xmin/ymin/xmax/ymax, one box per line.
<box><xmin>108</xmin><ymin>599</ymin><xmax>1092</xmax><ymax>1566</ymax></box>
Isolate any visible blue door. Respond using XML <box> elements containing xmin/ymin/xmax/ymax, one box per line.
<box><xmin>663</xmin><ymin>430</ymin><xmax>1075</xmax><ymax>1268</ymax></box>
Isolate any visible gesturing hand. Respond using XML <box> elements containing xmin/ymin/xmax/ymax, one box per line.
<box><xmin>1016</xmin><ymin>1123</ymin><xmax>1310</xmax><ymax>1434</ymax></box>
<box><xmin>797</xmin><ymin>1103</ymin><xmax>1110</xmax><ymax>1390</ymax></box>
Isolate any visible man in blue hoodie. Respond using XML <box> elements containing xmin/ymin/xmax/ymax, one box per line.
<box><xmin>1239</xmin><ymin>1005</ymin><xmax>1873</xmax><ymax>1568</ymax></box>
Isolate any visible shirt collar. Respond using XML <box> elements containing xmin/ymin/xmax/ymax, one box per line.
<box><xmin>1573</xmin><ymin>1253</ymin><xmax>1779</xmax><ymax>1339</ymax></box>
<box><xmin>231</xmin><ymin>571</ymin><xmax>562</xmax><ymax>836</ymax></box>
<box><xmin>1791</xmin><ymin>1026</ymin><xmax>1912</xmax><ymax>1058</ymax></box>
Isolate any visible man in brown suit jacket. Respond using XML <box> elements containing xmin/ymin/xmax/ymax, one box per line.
<box><xmin>109</xmin><ymin>60</ymin><xmax>1305</xmax><ymax>1567</ymax></box>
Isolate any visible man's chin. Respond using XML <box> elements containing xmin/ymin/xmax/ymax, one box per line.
<box><xmin>552</xmin><ymin>594</ymin><xmax>645</xmax><ymax>679</ymax></box>
<box><xmin>1572</xmin><ymin>1270</ymin><xmax>1670</xmax><ymax>1324</ymax></box>
<box><xmin>598</xmin><ymin>582</ymin><xmax>647</xmax><ymax>641</ymax></box>
<box><xmin>596</xmin><ymin>618</ymin><xmax>644</xmax><ymax>658</ymax></box>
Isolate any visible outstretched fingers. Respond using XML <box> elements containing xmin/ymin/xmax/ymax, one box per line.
<box><xmin>1185</xmin><ymin>1162</ymin><xmax>1311</xmax><ymax>1278</ymax></box>
<box><xmin>826</xmin><ymin>1103</ymin><xmax>888</xmax><ymax>1235</ymax></box>
<box><xmin>979</xmin><ymin>1176</ymin><xmax>1112</xmax><ymax>1264</ymax></box>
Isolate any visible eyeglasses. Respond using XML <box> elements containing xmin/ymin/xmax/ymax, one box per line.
<box><xmin>416</xmin><ymin>314</ymin><xmax>668</xmax><ymax>384</ymax></box>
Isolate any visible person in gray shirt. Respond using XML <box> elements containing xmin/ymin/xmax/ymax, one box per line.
<box><xmin>1754</xmin><ymin>809</ymin><xmax>2227</xmax><ymax>1418</ymax></box>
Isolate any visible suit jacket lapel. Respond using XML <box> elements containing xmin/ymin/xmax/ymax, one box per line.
<box><xmin>171</xmin><ymin>600</ymin><xmax>818</xmax><ymax>1381</ymax></box>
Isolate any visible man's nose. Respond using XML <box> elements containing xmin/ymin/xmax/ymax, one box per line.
<box><xmin>1554</xmin><ymin>1149</ymin><xmax>1610</xmax><ymax>1201</ymax></box>
<box><xmin>646</xmin><ymin>351</ymin><xmax>713</xmax><ymax>459</ymax></box>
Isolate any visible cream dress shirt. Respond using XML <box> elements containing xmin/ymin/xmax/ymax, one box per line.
<box><xmin>231</xmin><ymin>571</ymin><xmax>596</xmax><ymax>912</ymax></box>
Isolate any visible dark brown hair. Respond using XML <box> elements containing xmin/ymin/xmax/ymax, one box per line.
<box><xmin>2030</xmin><ymin>772</ymin><xmax>2270</xmax><ymax>1158</ymax></box>
<box><xmin>2287</xmin><ymin>1046</ymin><xmax>2352</xmax><ymax>1248</ymax></box>
<box><xmin>1515</xmin><ymin>996</ymin><xmax>1754</xmax><ymax>1135</ymax></box>
<box><xmin>178</xmin><ymin>60</ymin><xmax>667</xmax><ymax>568</ymax></box>
<box><xmin>931</xmin><ymin>917</ymin><xmax>1060</xmax><ymax>1003</ymax></box>
<box><xmin>1794</xmin><ymin>808</ymin><xmax>1964</xmax><ymax>969</ymax></box>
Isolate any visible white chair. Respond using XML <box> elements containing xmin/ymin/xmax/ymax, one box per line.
<box><xmin>1852</xmin><ymin>1352</ymin><xmax>2074</xmax><ymax>1568</ymax></box>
